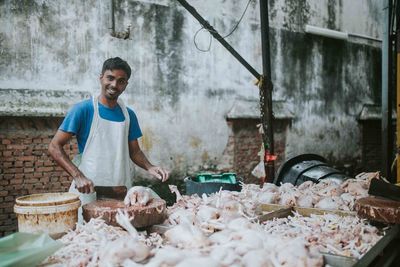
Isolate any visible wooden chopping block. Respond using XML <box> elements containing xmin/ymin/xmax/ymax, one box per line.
<box><xmin>82</xmin><ymin>198</ymin><xmax>167</xmax><ymax>228</ymax></box>
<box><xmin>354</xmin><ymin>196</ymin><xmax>400</xmax><ymax>224</ymax></box>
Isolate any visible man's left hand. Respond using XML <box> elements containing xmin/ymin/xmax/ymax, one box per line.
<box><xmin>148</xmin><ymin>166</ymin><xmax>169</xmax><ymax>182</ymax></box>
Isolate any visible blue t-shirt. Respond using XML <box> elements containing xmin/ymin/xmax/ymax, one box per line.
<box><xmin>60</xmin><ymin>98</ymin><xmax>142</xmax><ymax>153</ymax></box>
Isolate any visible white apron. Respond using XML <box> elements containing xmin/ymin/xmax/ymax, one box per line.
<box><xmin>69</xmin><ymin>96</ymin><xmax>134</xmax><ymax>223</ymax></box>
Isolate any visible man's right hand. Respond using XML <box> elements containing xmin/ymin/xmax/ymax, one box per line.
<box><xmin>74</xmin><ymin>176</ymin><xmax>94</xmax><ymax>194</ymax></box>
<box><xmin>49</xmin><ymin>130</ymin><xmax>95</xmax><ymax>194</ymax></box>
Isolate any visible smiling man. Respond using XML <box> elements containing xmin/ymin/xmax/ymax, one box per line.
<box><xmin>48</xmin><ymin>57</ymin><xmax>168</xmax><ymax>211</ymax></box>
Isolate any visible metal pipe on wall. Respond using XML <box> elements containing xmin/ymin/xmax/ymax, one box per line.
<box><xmin>305</xmin><ymin>24</ymin><xmax>382</xmax><ymax>43</ymax></box>
<box><xmin>305</xmin><ymin>25</ymin><xmax>348</xmax><ymax>40</ymax></box>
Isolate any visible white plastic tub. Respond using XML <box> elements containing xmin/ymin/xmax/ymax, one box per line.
<box><xmin>14</xmin><ymin>192</ymin><xmax>80</xmax><ymax>239</ymax></box>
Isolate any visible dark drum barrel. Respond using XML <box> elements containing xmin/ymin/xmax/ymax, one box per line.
<box><xmin>274</xmin><ymin>154</ymin><xmax>348</xmax><ymax>186</ymax></box>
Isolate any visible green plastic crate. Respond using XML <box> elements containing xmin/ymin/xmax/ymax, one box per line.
<box><xmin>196</xmin><ymin>172</ymin><xmax>237</xmax><ymax>184</ymax></box>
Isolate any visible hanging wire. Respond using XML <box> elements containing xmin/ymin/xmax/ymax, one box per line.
<box><xmin>193</xmin><ymin>0</ymin><xmax>253</xmax><ymax>52</ymax></box>
<box><xmin>193</xmin><ymin>26</ymin><xmax>213</xmax><ymax>52</ymax></box>
<box><xmin>221</xmin><ymin>0</ymin><xmax>252</xmax><ymax>38</ymax></box>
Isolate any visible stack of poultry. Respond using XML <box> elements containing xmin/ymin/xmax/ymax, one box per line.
<box><xmin>246</xmin><ymin>172</ymin><xmax>375</xmax><ymax>210</ymax></box>
<box><xmin>41</xmin><ymin>173</ymin><xmax>383</xmax><ymax>267</ymax></box>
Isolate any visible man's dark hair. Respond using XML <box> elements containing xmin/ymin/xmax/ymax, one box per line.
<box><xmin>102</xmin><ymin>57</ymin><xmax>131</xmax><ymax>79</ymax></box>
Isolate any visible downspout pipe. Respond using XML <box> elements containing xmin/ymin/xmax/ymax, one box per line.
<box><xmin>305</xmin><ymin>25</ymin><xmax>382</xmax><ymax>43</ymax></box>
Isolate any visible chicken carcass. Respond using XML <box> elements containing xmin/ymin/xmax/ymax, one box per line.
<box><xmin>297</xmin><ymin>181</ymin><xmax>314</xmax><ymax>190</ymax></box>
<box><xmin>257</xmin><ymin>191</ymin><xmax>280</xmax><ymax>204</ymax></box>
<box><xmin>273</xmin><ymin>239</ymin><xmax>323</xmax><ymax>267</ymax></box>
<box><xmin>124</xmin><ymin>186</ymin><xmax>156</xmax><ymax>207</ymax></box>
<box><xmin>144</xmin><ymin>246</ymin><xmax>198</xmax><ymax>267</ymax></box>
<box><xmin>175</xmin><ymin>257</ymin><xmax>220</xmax><ymax>267</ymax></box>
<box><xmin>169</xmin><ymin>184</ymin><xmax>184</xmax><ymax>203</ymax></box>
<box><xmin>296</xmin><ymin>193</ymin><xmax>314</xmax><ymax>208</ymax></box>
<box><xmin>196</xmin><ymin>205</ymin><xmax>220</xmax><ymax>222</ymax></box>
<box><xmin>341</xmin><ymin>179</ymin><xmax>368</xmax><ymax>196</ymax></box>
<box><xmin>242</xmin><ymin>249</ymin><xmax>274</xmax><ymax>267</ymax></box>
<box><xmin>97</xmin><ymin>209</ymin><xmax>152</xmax><ymax>266</ymax></box>
<box><xmin>164</xmin><ymin>220</ymin><xmax>210</xmax><ymax>248</ymax></box>
<box><xmin>98</xmin><ymin>236</ymin><xmax>150</xmax><ymax>266</ymax></box>
<box><xmin>314</xmin><ymin>196</ymin><xmax>344</xmax><ymax>210</ymax></box>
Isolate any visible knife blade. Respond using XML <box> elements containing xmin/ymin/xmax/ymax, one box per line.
<box><xmin>94</xmin><ymin>186</ymin><xmax>127</xmax><ymax>200</ymax></box>
<box><xmin>368</xmin><ymin>178</ymin><xmax>400</xmax><ymax>202</ymax></box>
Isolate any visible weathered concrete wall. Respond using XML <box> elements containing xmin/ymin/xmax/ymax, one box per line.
<box><xmin>0</xmin><ymin>0</ymin><xmax>382</xmax><ymax>177</ymax></box>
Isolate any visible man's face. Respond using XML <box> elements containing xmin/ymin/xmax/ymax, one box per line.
<box><xmin>100</xmin><ymin>69</ymin><xmax>129</xmax><ymax>100</ymax></box>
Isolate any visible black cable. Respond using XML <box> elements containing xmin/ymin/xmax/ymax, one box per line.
<box><xmin>193</xmin><ymin>0</ymin><xmax>253</xmax><ymax>52</ymax></box>
<box><xmin>221</xmin><ymin>0</ymin><xmax>252</xmax><ymax>38</ymax></box>
<box><xmin>193</xmin><ymin>26</ymin><xmax>213</xmax><ymax>52</ymax></box>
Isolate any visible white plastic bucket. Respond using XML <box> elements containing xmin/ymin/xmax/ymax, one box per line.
<box><xmin>14</xmin><ymin>192</ymin><xmax>81</xmax><ymax>239</ymax></box>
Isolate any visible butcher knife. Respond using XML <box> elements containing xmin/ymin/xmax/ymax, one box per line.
<box><xmin>94</xmin><ymin>186</ymin><xmax>127</xmax><ymax>200</ymax></box>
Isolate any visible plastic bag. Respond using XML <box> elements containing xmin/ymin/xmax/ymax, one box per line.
<box><xmin>0</xmin><ymin>232</ymin><xmax>63</xmax><ymax>267</ymax></box>
<box><xmin>251</xmin><ymin>161</ymin><xmax>265</xmax><ymax>179</ymax></box>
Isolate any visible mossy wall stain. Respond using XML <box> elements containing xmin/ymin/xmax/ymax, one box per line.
<box><xmin>281</xmin><ymin>0</ymin><xmax>310</xmax><ymax>31</ymax></box>
<box><xmin>201</xmin><ymin>151</ymin><xmax>210</xmax><ymax>162</ymax></box>
<box><xmin>154</xmin><ymin>5</ymin><xmax>185</xmax><ymax>107</ymax></box>
<box><xmin>326</xmin><ymin>0</ymin><xmax>337</xmax><ymax>30</ymax></box>
<box><xmin>141</xmin><ymin>127</ymin><xmax>154</xmax><ymax>151</ymax></box>
<box><xmin>189</xmin><ymin>136</ymin><xmax>202</xmax><ymax>149</ymax></box>
<box><xmin>271</xmin><ymin>27</ymin><xmax>381</xmax><ymax>117</ymax></box>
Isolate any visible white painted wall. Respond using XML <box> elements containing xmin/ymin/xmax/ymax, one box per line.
<box><xmin>0</xmin><ymin>0</ymin><xmax>383</xmax><ymax>177</ymax></box>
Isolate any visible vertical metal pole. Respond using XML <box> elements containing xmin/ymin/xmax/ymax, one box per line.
<box><xmin>396</xmin><ymin>0</ymin><xmax>400</xmax><ymax>184</ymax></box>
<box><xmin>111</xmin><ymin>0</ymin><xmax>115</xmax><ymax>34</ymax></box>
<box><xmin>259</xmin><ymin>0</ymin><xmax>275</xmax><ymax>183</ymax></box>
<box><xmin>382</xmin><ymin>0</ymin><xmax>390</xmax><ymax>180</ymax></box>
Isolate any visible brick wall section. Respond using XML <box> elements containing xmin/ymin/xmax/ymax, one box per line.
<box><xmin>361</xmin><ymin>121</ymin><xmax>381</xmax><ymax>172</ymax></box>
<box><xmin>0</xmin><ymin>117</ymin><xmax>76</xmax><ymax>236</ymax></box>
<box><xmin>360</xmin><ymin>120</ymin><xmax>396</xmax><ymax>176</ymax></box>
<box><xmin>228</xmin><ymin>119</ymin><xmax>290</xmax><ymax>184</ymax></box>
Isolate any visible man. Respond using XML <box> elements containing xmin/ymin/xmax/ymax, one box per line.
<box><xmin>49</xmin><ymin>57</ymin><xmax>168</xmax><ymax>200</ymax></box>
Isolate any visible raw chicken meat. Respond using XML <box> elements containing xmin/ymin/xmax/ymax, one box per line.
<box><xmin>279</xmin><ymin>191</ymin><xmax>298</xmax><ymax>206</ymax></box>
<box><xmin>314</xmin><ymin>196</ymin><xmax>344</xmax><ymax>210</ymax></box>
<box><xmin>242</xmin><ymin>250</ymin><xmax>274</xmax><ymax>267</ymax></box>
<box><xmin>175</xmin><ymin>257</ymin><xmax>220</xmax><ymax>267</ymax></box>
<box><xmin>164</xmin><ymin>220</ymin><xmax>210</xmax><ymax>248</ymax></box>
<box><xmin>341</xmin><ymin>179</ymin><xmax>368</xmax><ymax>196</ymax></box>
<box><xmin>98</xmin><ymin>236</ymin><xmax>150</xmax><ymax>266</ymax></box>
<box><xmin>296</xmin><ymin>193</ymin><xmax>314</xmax><ymax>208</ymax></box>
<box><xmin>124</xmin><ymin>186</ymin><xmax>156</xmax><ymax>207</ymax></box>
<box><xmin>297</xmin><ymin>181</ymin><xmax>314</xmax><ymax>190</ymax></box>
<box><xmin>257</xmin><ymin>191</ymin><xmax>279</xmax><ymax>204</ymax></box>
<box><xmin>169</xmin><ymin>185</ymin><xmax>184</xmax><ymax>203</ymax></box>
<box><xmin>98</xmin><ymin>209</ymin><xmax>151</xmax><ymax>266</ymax></box>
<box><xmin>196</xmin><ymin>205</ymin><xmax>220</xmax><ymax>222</ymax></box>
<box><xmin>262</xmin><ymin>212</ymin><xmax>382</xmax><ymax>258</ymax></box>
<box><xmin>42</xmin><ymin>172</ymin><xmax>382</xmax><ymax>267</ymax></box>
